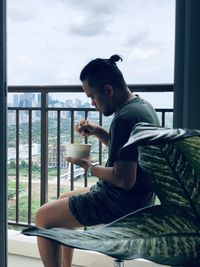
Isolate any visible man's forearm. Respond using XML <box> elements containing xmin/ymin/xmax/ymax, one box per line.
<box><xmin>90</xmin><ymin>165</ymin><xmax>128</xmax><ymax>189</ymax></box>
<box><xmin>91</xmin><ymin>164</ymin><xmax>116</xmax><ymax>184</ymax></box>
<box><xmin>90</xmin><ymin>161</ymin><xmax>137</xmax><ymax>190</ymax></box>
<box><xmin>94</xmin><ymin>126</ymin><xmax>109</xmax><ymax>146</ymax></box>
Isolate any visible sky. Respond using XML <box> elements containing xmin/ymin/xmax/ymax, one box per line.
<box><xmin>7</xmin><ymin>0</ymin><xmax>175</xmax><ymax>107</ymax></box>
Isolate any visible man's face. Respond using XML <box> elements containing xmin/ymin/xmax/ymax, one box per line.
<box><xmin>82</xmin><ymin>80</ymin><xmax>114</xmax><ymax>116</ymax></box>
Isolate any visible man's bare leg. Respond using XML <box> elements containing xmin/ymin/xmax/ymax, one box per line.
<box><xmin>35</xmin><ymin>187</ymin><xmax>90</xmax><ymax>267</ymax></box>
<box><xmin>62</xmin><ymin>246</ymin><xmax>74</xmax><ymax>267</ymax></box>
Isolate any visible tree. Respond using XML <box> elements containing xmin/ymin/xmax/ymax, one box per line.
<box><xmin>9</xmin><ymin>160</ymin><xmax>16</xmax><ymax>169</ymax></box>
<box><xmin>20</xmin><ymin>160</ymin><xmax>28</xmax><ymax>169</ymax></box>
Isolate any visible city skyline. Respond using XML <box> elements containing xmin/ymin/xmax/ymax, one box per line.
<box><xmin>8</xmin><ymin>90</ymin><xmax>174</xmax><ymax>109</ymax></box>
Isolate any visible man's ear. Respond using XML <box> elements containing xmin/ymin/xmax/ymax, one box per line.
<box><xmin>104</xmin><ymin>84</ymin><xmax>114</xmax><ymax>97</ymax></box>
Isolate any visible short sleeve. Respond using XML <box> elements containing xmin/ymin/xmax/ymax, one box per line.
<box><xmin>108</xmin><ymin>118</ymin><xmax>138</xmax><ymax>162</ymax></box>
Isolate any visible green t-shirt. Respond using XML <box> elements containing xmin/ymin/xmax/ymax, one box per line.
<box><xmin>95</xmin><ymin>95</ymin><xmax>159</xmax><ymax>218</ymax></box>
<box><xmin>69</xmin><ymin>96</ymin><xmax>160</xmax><ymax>224</ymax></box>
<box><xmin>107</xmin><ymin>95</ymin><xmax>160</xmax><ymax>165</ymax></box>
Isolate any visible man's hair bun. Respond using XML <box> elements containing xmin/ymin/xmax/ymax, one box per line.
<box><xmin>109</xmin><ymin>54</ymin><xmax>123</xmax><ymax>64</ymax></box>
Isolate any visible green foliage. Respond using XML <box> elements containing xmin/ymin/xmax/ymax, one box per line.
<box><xmin>9</xmin><ymin>160</ymin><xmax>16</xmax><ymax>168</ymax></box>
<box><xmin>32</xmin><ymin>162</ymin><xmax>40</xmax><ymax>171</ymax></box>
<box><xmin>8</xmin><ymin>195</ymin><xmax>40</xmax><ymax>225</ymax></box>
<box><xmin>8</xmin><ymin>178</ymin><xmax>40</xmax><ymax>224</ymax></box>
<box><xmin>7</xmin><ymin>180</ymin><xmax>26</xmax><ymax>200</ymax></box>
<box><xmin>8</xmin><ymin>191</ymin><xmax>16</xmax><ymax>200</ymax></box>
<box><xmin>20</xmin><ymin>160</ymin><xmax>28</xmax><ymax>168</ymax></box>
<box><xmin>22</xmin><ymin>123</ymin><xmax>200</xmax><ymax>266</ymax></box>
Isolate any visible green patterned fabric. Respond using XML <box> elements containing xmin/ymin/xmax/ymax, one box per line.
<box><xmin>22</xmin><ymin>123</ymin><xmax>200</xmax><ymax>266</ymax></box>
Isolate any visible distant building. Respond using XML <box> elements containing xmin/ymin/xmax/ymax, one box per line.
<box><xmin>7</xmin><ymin>143</ymin><xmax>41</xmax><ymax>163</ymax></box>
<box><xmin>48</xmin><ymin>144</ymin><xmax>68</xmax><ymax>168</ymax></box>
<box><xmin>7</xmin><ymin>110</ymin><xmax>16</xmax><ymax>125</ymax></box>
<box><xmin>13</xmin><ymin>94</ymin><xmax>19</xmax><ymax>107</ymax></box>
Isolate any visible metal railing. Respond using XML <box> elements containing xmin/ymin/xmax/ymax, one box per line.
<box><xmin>7</xmin><ymin>84</ymin><xmax>173</xmax><ymax>227</ymax></box>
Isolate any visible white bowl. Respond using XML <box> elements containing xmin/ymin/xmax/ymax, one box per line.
<box><xmin>66</xmin><ymin>143</ymin><xmax>91</xmax><ymax>159</ymax></box>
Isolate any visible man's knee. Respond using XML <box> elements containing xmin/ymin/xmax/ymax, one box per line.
<box><xmin>59</xmin><ymin>193</ymin><xmax>68</xmax><ymax>199</ymax></box>
<box><xmin>35</xmin><ymin>204</ymin><xmax>50</xmax><ymax>228</ymax></box>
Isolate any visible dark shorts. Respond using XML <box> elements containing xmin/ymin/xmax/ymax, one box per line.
<box><xmin>68</xmin><ymin>180</ymin><xmax>155</xmax><ymax>226</ymax></box>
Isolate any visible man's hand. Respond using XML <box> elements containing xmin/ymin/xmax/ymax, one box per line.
<box><xmin>76</xmin><ymin>119</ymin><xmax>109</xmax><ymax>146</ymax></box>
<box><xmin>76</xmin><ymin>119</ymin><xmax>97</xmax><ymax>137</ymax></box>
<box><xmin>65</xmin><ymin>157</ymin><xmax>91</xmax><ymax>171</ymax></box>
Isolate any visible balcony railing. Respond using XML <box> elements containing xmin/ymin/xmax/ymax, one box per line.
<box><xmin>7</xmin><ymin>84</ymin><xmax>173</xmax><ymax>228</ymax></box>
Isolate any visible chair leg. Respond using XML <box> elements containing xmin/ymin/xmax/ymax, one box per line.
<box><xmin>114</xmin><ymin>258</ymin><xmax>124</xmax><ymax>267</ymax></box>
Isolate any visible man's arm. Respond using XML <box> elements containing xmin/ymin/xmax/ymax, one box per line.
<box><xmin>91</xmin><ymin>160</ymin><xmax>137</xmax><ymax>190</ymax></box>
<box><xmin>93</xmin><ymin>125</ymin><xmax>109</xmax><ymax>146</ymax></box>
<box><xmin>66</xmin><ymin>156</ymin><xmax>137</xmax><ymax>190</ymax></box>
<box><xmin>76</xmin><ymin>120</ymin><xmax>109</xmax><ymax>146</ymax></box>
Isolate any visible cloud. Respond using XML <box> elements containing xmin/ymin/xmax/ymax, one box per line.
<box><xmin>56</xmin><ymin>0</ymin><xmax>118</xmax><ymax>15</ymax></box>
<box><xmin>8</xmin><ymin>0</ymin><xmax>117</xmax><ymax>38</ymax></box>
<box><xmin>124</xmin><ymin>28</ymin><xmax>166</xmax><ymax>61</ymax></box>
<box><xmin>43</xmin><ymin>0</ymin><xmax>123</xmax><ymax>38</ymax></box>
<box><xmin>52</xmin><ymin>0</ymin><xmax>119</xmax><ymax>37</ymax></box>
<box><xmin>124</xmin><ymin>28</ymin><xmax>150</xmax><ymax>47</ymax></box>
<box><xmin>67</xmin><ymin>13</ymin><xmax>112</xmax><ymax>37</ymax></box>
<box><xmin>129</xmin><ymin>47</ymin><xmax>158</xmax><ymax>60</ymax></box>
<box><xmin>7</xmin><ymin>0</ymin><xmax>43</xmax><ymax>22</ymax></box>
<box><xmin>7</xmin><ymin>0</ymin><xmax>175</xmax><ymax>87</ymax></box>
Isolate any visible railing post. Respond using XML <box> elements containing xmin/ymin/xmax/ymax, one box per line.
<box><xmin>0</xmin><ymin>0</ymin><xmax>7</xmax><ymax>265</ymax></box>
<box><xmin>70</xmin><ymin>110</ymin><xmax>75</xmax><ymax>191</ymax></box>
<box><xmin>40</xmin><ymin>90</ymin><xmax>49</xmax><ymax>205</ymax></box>
<box><xmin>57</xmin><ymin>110</ymin><xmax>61</xmax><ymax>198</ymax></box>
